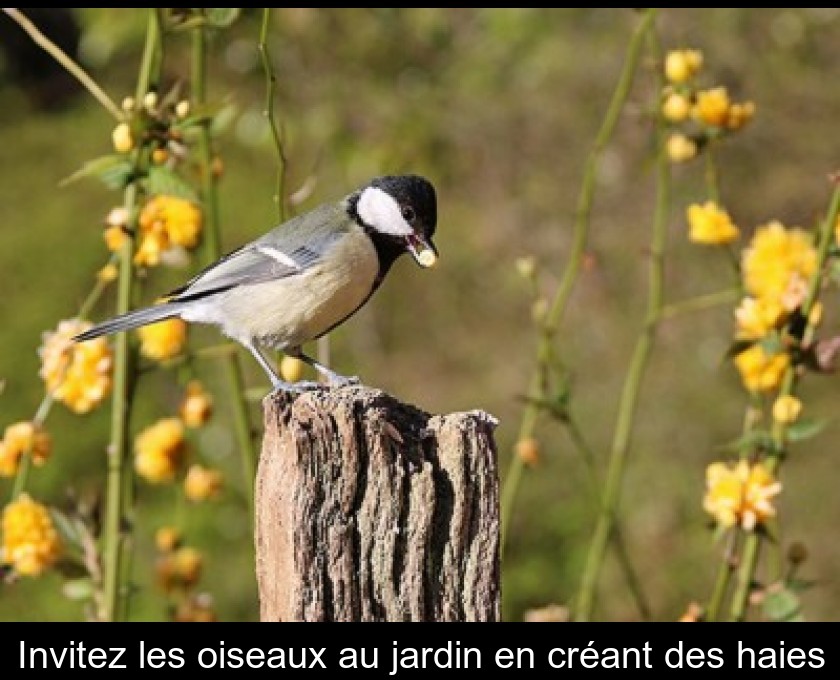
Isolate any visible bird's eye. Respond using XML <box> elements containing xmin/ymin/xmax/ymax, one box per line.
<box><xmin>401</xmin><ymin>205</ymin><xmax>416</xmax><ymax>222</ymax></box>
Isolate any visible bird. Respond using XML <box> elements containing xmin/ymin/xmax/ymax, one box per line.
<box><xmin>74</xmin><ymin>174</ymin><xmax>438</xmax><ymax>392</ymax></box>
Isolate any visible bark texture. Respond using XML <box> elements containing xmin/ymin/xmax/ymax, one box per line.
<box><xmin>255</xmin><ymin>385</ymin><xmax>500</xmax><ymax>621</ymax></box>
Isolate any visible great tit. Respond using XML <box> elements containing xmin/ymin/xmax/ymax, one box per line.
<box><xmin>74</xmin><ymin>174</ymin><xmax>438</xmax><ymax>391</ymax></box>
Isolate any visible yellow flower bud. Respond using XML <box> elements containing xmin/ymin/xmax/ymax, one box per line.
<box><xmin>134</xmin><ymin>418</ymin><xmax>187</xmax><ymax>484</ymax></box>
<box><xmin>280</xmin><ymin>355</ymin><xmax>305</xmax><ymax>383</ymax></box>
<box><xmin>808</xmin><ymin>302</ymin><xmax>824</xmax><ymax>328</ymax></box>
<box><xmin>727</xmin><ymin>101</ymin><xmax>756</xmax><ymax>130</ymax></box>
<box><xmin>665</xmin><ymin>49</ymin><xmax>703</xmax><ymax>83</ymax></box>
<box><xmin>667</xmin><ymin>133</ymin><xmax>698</xmax><ymax>163</ymax></box>
<box><xmin>105</xmin><ymin>207</ymin><xmax>129</xmax><ymax>228</ymax></box>
<box><xmin>175</xmin><ymin>100</ymin><xmax>191</xmax><ymax>119</ymax></box>
<box><xmin>121</xmin><ymin>96</ymin><xmax>135</xmax><ymax>112</ymax></box>
<box><xmin>515</xmin><ymin>256</ymin><xmax>538</xmax><ymax>280</ymax></box>
<box><xmin>686</xmin><ymin>201</ymin><xmax>739</xmax><ymax>245</ymax></box>
<box><xmin>184</xmin><ymin>464</ymin><xmax>224</xmax><ymax>502</ymax></box>
<box><xmin>143</xmin><ymin>91</ymin><xmax>158</xmax><ymax>110</ymax></box>
<box><xmin>693</xmin><ymin>87</ymin><xmax>731</xmax><ymax>127</ymax></box>
<box><xmin>662</xmin><ymin>92</ymin><xmax>691</xmax><ymax>123</ymax></box>
<box><xmin>152</xmin><ymin>148</ymin><xmax>169</xmax><ymax>165</ymax></box>
<box><xmin>772</xmin><ymin>395</ymin><xmax>802</xmax><ymax>425</ymax></box>
<box><xmin>155</xmin><ymin>526</ymin><xmax>181</xmax><ymax>553</ymax></box>
<box><xmin>97</xmin><ymin>264</ymin><xmax>119</xmax><ymax>284</ymax></box>
<box><xmin>112</xmin><ymin>122</ymin><xmax>134</xmax><ymax>153</ymax></box>
<box><xmin>515</xmin><ymin>437</ymin><xmax>540</xmax><ymax>467</ymax></box>
<box><xmin>137</xmin><ymin>318</ymin><xmax>187</xmax><ymax>362</ymax></box>
<box><xmin>179</xmin><ymin>381</ymin><xmax>213</xmax><ymax>428</ymax></box>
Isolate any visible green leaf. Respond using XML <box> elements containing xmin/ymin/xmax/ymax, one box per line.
<box><xmin>786</xmin><ymin>418</ymin><xmax>828</xmax><ymax>443</ymax></box>
<box><xmin>205</xmin><ymin>8</ymin><xmax>241</xmax><ymax>28</ymax></box>
<box><xmin>718</xmin><ymin>429</ymin><xmax>775</xmax><ymax>455</ymax></box>
<box><xmin>59</xmin><ymin>155</ymin><xmax>133</xmax><ymax>190</ymax></box>
<box><xmin>147</xmin><ymin>166</ymin><xmax>199</xmax><ymax>202</ymax></box>
<box><xmin>762</xmin><ymin>587</ymin><xmax>804</xmax><ymax>622</ymax></box>
<box><xmin>62</xmin><ymin>578</ymin><xmax>94</xmax><ymax>601</ymax></box>
<box><xmin>49</xmin><ymin>508</ymin><xmax>83</xmax><ymax>551</ymax></box>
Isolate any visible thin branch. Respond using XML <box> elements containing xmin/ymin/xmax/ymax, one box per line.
<box><xmin>258</xmin><ymin>8</ymin><xmax>288</xmax><ymax>221</ymax></box>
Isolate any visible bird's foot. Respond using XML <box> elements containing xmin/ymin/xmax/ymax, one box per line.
<box><xmin>267</xmin><ymin>379</ymin><xmax>325</xmax><ymax>396</ymax></box>
<box><xmin>325</xmin><ymin>373</ymin><xmax>360</xmax><ymax>388</ymax></box>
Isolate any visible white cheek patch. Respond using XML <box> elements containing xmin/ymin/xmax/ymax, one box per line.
<box><xmin>357</xmin><ymin>186</ymin><xmax>413</xmax><ymax>236</ymax></box>
<box><xmin>257</xmin><ymin>245</ymin><xmax>302</xmax><ymax>270</ymax></box>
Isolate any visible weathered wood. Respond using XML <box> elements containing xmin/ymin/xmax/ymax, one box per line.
<box><xmin>255</xmin><ymin>385</ymin><xmax>500</xmax><ymax>621</ymax></box>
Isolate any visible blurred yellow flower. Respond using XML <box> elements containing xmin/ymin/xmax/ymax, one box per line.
<box><xmin>703</xmin><ymin>460</ymin><xmax>781</xmax><ymax>531</ymax></box>
<box><xmin>665</xmin><ymin>48</ymin><xmax>703</xmax><ymax>83</ymax></box>
<box><xmin>183</xmin><ymin>464</ymin><xmax>224</xmax><ymax>502</ymax></box>
<box><xmin>693</xmin><ymin>87</ymin><xmax>731</xmax><ymax>127</ymax></box>
<box><xmin>179</xmin><ymin>381</ymin><xmax>213</xmax><ymax>428</ymax></box>
<box><xmin>686</xmin><ymin>201</ymin><xmax>739</xmax><ymax>245</ymax></box>
<box><xmin>135</xmin><ymin>196</ymin><xmax>202</xmax><ymax>267</ymax></box>
<box><xmin>678</xmin><ymin>602</ymin><xmax>703</xmax><ymax>623</ymax></box>
<box><xmin>734</xmin><ymin>296</ymin><xmax>785</xmax><ymax>340</ymax></box>
<box><xmin>1</xmin><ymin>494</ymin><xmax>62</xmax><ymax>576</ymax></box>
<box><xmin>662</xmin><ymin>92</ymin><xmax>691</xmax><ymax>123</ymax></box>
<box><xmin>0</xmin><ymin>422</ymin><xmax>51</xmax><ymax>478</ymax></box>
<box><xmin>155</xmin><ymin>526</ymin><xmax>181</xmax><ymax>553</ymax></box>
<box><xmin>137</xmin><ymin>318</ymin><xmax>187</xmax><ymax>362</ymax></box>
<box><xmin>515</xmin><ymin>437</ymin><xmax>541</xmax><ymax>467</ymax></box>
<box><xmin>809</xmin><ymin>301</ymin><xmax>824</xmax><ymax>328</ymax></box>
<box><xmin>134</xmin><ymin>418</ymin><xmax>187</xmax><ymax>484</ymax></box>
<box><xmin>734</xmin><ymin>344</ymin><xmax>790</xmax><ymax>393</ymax></box>
<box><xmin>742</xmin><ymin>222</ymin><xmax>817</xmax><ymax>311</ymax></box>
<box><xmin>279</xmin><ymin>356</ymin><xmax>305</xmax><ymax>383</ymax></box>
<box><xmin>103</xmin><ymin>225</ymin><xmax>129</xmax><ymax>252</ymax></box>
<box><xmin>156</xmin><ymin>546</ymin><xmax>203</xmax><ymax>592</ymax></box>
<box><xmin>667</xmin><ymin>133</ymin><xmax>698</xmax><ymax>163</ymax></box>
<box><xmin>97</xmin><ymin>263</ymin><xmax>119</xmax><ymax>283</ymax></box>
<box><xmin>726</xmin><ymin>101</ymin><xmax>756</xmax><ymax>130</ymax></box>
<box><xmin>772</xmin><ymin>394</ymin><xmax>802</xmax><ymax>425</ymax></box>
<box><xmin>39</xmin><ymin>319</ymin><xmax>113</xmax><ymax>414</ymax></box>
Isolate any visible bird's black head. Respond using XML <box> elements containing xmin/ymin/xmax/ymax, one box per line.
<box><xmin>350</xmin><ymin>174</ymin><xmax>438</xmax><ymax>269</ymax></box>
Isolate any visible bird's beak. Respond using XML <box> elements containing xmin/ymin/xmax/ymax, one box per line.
<box><xmin>406</xmin><ymin>233</ymin><xmax>438</xmax><ymax>268</ymax></box>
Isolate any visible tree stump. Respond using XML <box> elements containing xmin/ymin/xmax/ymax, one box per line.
<box><xmin>255</xmin><ymin>385</ymin><xmax>500</xmax><ymax>622</ymax></box>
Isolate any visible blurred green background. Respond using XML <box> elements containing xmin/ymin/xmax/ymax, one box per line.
<box><xmin>2</xmin><ymin>8</ymin><xmax>840</xmax><ymax>621</ymax></box>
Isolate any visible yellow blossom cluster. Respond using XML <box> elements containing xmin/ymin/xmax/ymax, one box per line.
<box><xmin>39</xmin><ymin>319</ymin><xmax>113</xmax><ymax>414</ymax></box>
<box><xmin>1</xmin><ymin>494</ymin><xmax>62</xmax><ymax>576</ymax></box>
<box><xmin>134</xmin><ymin>195</ymin><xmax>203</xmax><ymax>267</ymax></box>
<box><xmin>703</xmin><ymin>460</ymin><xmax>781</xmax><ymax>531</ymax></box>
<box><xmin>662</xmin><ymin>48</ymin><xmax>755</xmax><ymax>163</ymax></box>
<box><xmin>686</xmin><ymin>201</ymin><xmax>739</xmax><ymax>246</ymax></box>
<box><xmin>179</xmin><ymin>381</ymin><xmax>213</xmax><ymax>428</ymax></box>
<box><xmin>183</xmin><ymin>464</ymin><xmax>224</xmax><ymax>502</ymax></box>
<box><xmin>153</xmin><ymin>525</ymin><xmax>216</xmax><ymax>619</ymax></box>
<box><xmin>156</xmin><ymin>545</ymin><xmax>203</xmax><ymax>592</ymax></box>
<box><xmin>134</xmin><ymin>417</ymin><xmax>187</xmax><ymax>484</ymax></box>
<box><xmin>0</xmin><ymin>422</ymin><xmax>51</xmax><ymax>478</ymax></box>
<box><xmin>137</xmin><ymin>317</ymin><xmax>187</xmax><ymax>362</ymax></box>
<box><xmin>733</xmin><ymin>222</ymin><xmax>817</xmax><ymax>392</ymax></box>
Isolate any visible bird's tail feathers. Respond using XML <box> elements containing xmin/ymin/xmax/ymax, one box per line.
<box><xmin>74</xmin><ymin>303</ymin><xmax>186</xmax><ymax>342</ymax></box>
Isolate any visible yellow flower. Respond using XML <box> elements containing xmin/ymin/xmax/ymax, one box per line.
<box><xmin>726</xmin><ymin>101</ymin><xmax>756</xmax><ymax>130</ymax></box>
<box><xmin>734</xmin><ymin>344</ymin><xmax>790</xmax><ymax>393</ymax></box>
<box><xmin>135</xmin><ymin>196</ymin><xmax>203</xmax><ymax>267</ymax></box>
<box><xmin>742</xmin><ymin>222</ymin><xmax>817</xmax><ymax>311</ymax></box>
<box><xmin>665</xmin><ymin>49</ymin><xmax>703</xmax><ymax>83</ymax></box>
<box><xmin>686</xmin><ymin>201</ymin><xmax>740</xmax><ymax>245</ymax></box>
<box><xmin>772</xmin><ymin>395</ymin><xmax>802</xmax><ymax>425</ymax></box>
<box><xmin>103</xmin><ymin>225</ymin><xmax>129</xmax><ymax>252</ymax></box>
<box><xmin>678</xmin><ymin>602</ymin><xmax>703</xmax><ymax>623</ymax></box>
<box><xmin>280</xmin><ymin>356</ymin><xmax>305</xmax><ymax>383</ymax></box>
<box><xmin>693</xmin><ymin>87</ymin><xmax>731</xmax><ymax>127</ymax></box>
<box><xmin>156</xmin><ymin>546</ymin><xmax>203</xmax><ymax>592</ymax></box>
<box><xmin>183</xmin><ymin>464</ymin><xmax>224</xmax><ymax>502</ymax></box>
<box><xmin>112</xmin><ymin>122</ymin><xmax>134</xmax><ymax>153</ymax></box>
<box><xmin>0</xmin><ymin>422</ymin><xmax>51</xmax><ymax>478</ymax></box>
<box><xmin>734</xmin><ymin>296</ymin><xmax>785</xmax><ymax>340</ymax></box>
<box><xmin>39</xmin><ymin>319</ymin><xmax>113</xmax><ymax>414</ymax></box>
<box><xmin>662</xmin><ymin>92</ymin><xmax>691</xmax><ymax>123</ymax></box>
<box><xmin>809</xmin><ymin>301</ymin><xmax>824</xmax><ymax>328</ymax></box>
<box><xmin>174</xmin><ymin>593</ymin><xmax>217</xmax><ymax>622</ymax></box>
<box><xmin>1</xmin><ymin>494</ymin><xmax>62</xmax><ymax>576</ymax></box>
<box><xmin>97</xmin><ymin>263</ymin><xmax>119</xmax><ymax>283</ymax></box>
<box><xmin>134</xmin><ymin>418</ymin><xmax>187</xmax><ymax>484</ymax></box>
<box><xmin>137</xmin><ymin>318</ymin><xmax>187</xmax><ymax>362</ymax></box>
<box><xmin>179</xmin><ymin>381</ymin><xmax>213</xmax><ymax>428</ymax></box>
<box><xmin>703</xmin><ymin>460</ymin><xmax>781</xmax><ymax>531</ymax></box>
<box><xmin>515</xmin><ymin>437</ymin><xmax>540</xmax><ymax>467</ymax></box>
<box><xmin>667</xmin><ymin>133</ymin><xmax>698</xmax><ymax>163</ymax></box>
<box><xmin>155</xmin><ymin>526</ymin><xmax>181</xmax><ymax>553</ymax></box>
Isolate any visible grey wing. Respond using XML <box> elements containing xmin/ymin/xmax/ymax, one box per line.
<box><xmin>169</xmin><ymin>203</ymin><xmax>351</xmax><ymax>303</ymax></box>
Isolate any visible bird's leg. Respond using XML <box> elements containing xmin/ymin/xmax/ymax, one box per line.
<box><xmin>242</xmin><ymin>339</ymin><xmax>320</xmax><ymax>394</ymax></box>
<box><xmin>289</xmin><ymin>347</ymin><xmax>360</xmax><ymax>388</ymax></box>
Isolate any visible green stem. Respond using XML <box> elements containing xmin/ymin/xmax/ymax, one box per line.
<box><xmin>706</xmin><ymin>529</ymin><xmax>741</xmax><ymax>621</ymax></box>
<box><xmin>729</xmin><ymin>184</ymin><xmax>840</xmax><ymax>621</ymax></box>
<box><xmin>705</xmin><ymin>144</ymin><xmax>720</xmax><ymax>202</ymax></box>
<box><xmin>659</xmin><ymin>288</ymin><xmax>740</xmax><ymax>320</ymax></box>
<box><xmin>574</xmin><ymin>26</ymin><xmax>669</xmax><ymax>621</ymax></box>
<box><xmin>192</xmin><ymin>13</ymin><xmax>258</xmax><ymax>516</ymax></box>
<box><xmin>500</xmin><ymin>8</ymin><xmax>656</xmax><ymax>557</ymax></box>
<box><xmin>258</xmin><ymin>8</ymin><xmax>288</xmax><ymax>221</ymax></box>
<box><xmin>102</xmin><ymin>10</ymin><xmax>161</xmax><ymax>622</ymax></box>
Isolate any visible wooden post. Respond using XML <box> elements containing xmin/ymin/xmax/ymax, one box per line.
<box><xmin>255</xmin><ymin>385</ymin><xmax>500</xmax><ymax>621</ymax></box>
